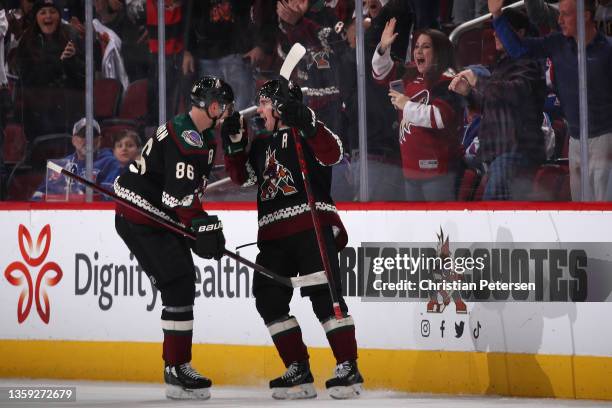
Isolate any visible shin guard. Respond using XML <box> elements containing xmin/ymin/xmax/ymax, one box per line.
<box><xmin>267</xmin><ymin>316</ymin><xmax>309</xmax><ymax>367</ymax></box>
<box><xmin>162</xmin><ymin>305</ymin><xmax>194</xmax><ymax>365</ymax></box>
<box><xmin>322</xmin><ymin>315</ymin><xmax>358</xmax><ymax>364</ymax></box>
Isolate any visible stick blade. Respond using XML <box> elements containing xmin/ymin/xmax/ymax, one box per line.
<box><xmin>280</xmin><ymin>43</ymin><xmax>306</xmax><ymax>80</ymax></box>
<box><xmin>47</xmin><ymin>161</ymin><xmax>64</xmax><ymax>174</ymax></box>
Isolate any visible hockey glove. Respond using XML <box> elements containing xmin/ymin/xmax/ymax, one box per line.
<box><xmin>277</xmin><ymin>99</ymin><xmax>317</xmax><ymax>138</ymax></box>
<box><xmin>221</xmin><ymin>111</ymin><xmax>247</xmax><ymax>155</ymax></box>
<box><xmin>191</xmin><ymin>215</ymin><xmax>226</xmax><ymax>260</ymax></box>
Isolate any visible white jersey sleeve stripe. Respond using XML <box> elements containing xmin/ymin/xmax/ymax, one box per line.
<box><xmin>403</xmin><ymin>101</ymin><xmax>445</xmax><ymax>129</ymax></box>
<box><xmin>372</xmin><ymin>44</ymin><xmax>393</xmax><ymax>81</ymax></box>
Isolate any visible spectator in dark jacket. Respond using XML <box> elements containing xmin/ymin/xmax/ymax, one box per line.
<box><xmin>94</xmin><ymin>0</ymin><xmax>149</xmax><ymax>81</ymax></box>
<box><xmin>145</xmin><ymin>0</ymin><xmax>186</xmax><ymax>125</ymax></box>
<box><xmin>489</xmin><ymin>0</ymin><xmax>612</xmax><ymax>201</ymax></box>
<box><xmin>16</xmin><ymin>0</ymin><xmax>84</xmax><ymax>89</ymax></box>
<box><xmin>365</xmin><ymin>0</ymin><xmax>415</xmax><ymax>62</ymax></box>
<box><xmin>16</xmin><ymin>0</ymin><xmax>85</xmax><ymax>139</ymax></box>
<box><xmin>274</xmin><ymin>0</ymin><xmax>353</xmax><ymax>200</ymax></box>
<box><xmin>6</xmin><ymin>0</ymin><xmax>36</xmax><ymax>64</ymax></box>
<box><xmin>453</xmin><ymin>0</ymin><xmax>488</xmax><ymax>25</ymax></box>
<box><xmin>337</xmin><ymin>14</ymin><xmax>404</xmax><ymax>200</ymax></box>
<box><xmin>595</xmin><ymin>0</ymin><xmax>612</xmax><ymax>37</ymax></box>
<box><xmin>182</xmin><ymin>0</ymin><xmax>276</xmax><ymax>111</ymax></box>
<box><xmin>524</xmin><ymin>0</ymin><xmax>612</xmax><ymax>37</ymax></box>
<box><xmin>450</xmin><ymin>8</ymin><xmax>547</xmax><ymax>200</ymax></box>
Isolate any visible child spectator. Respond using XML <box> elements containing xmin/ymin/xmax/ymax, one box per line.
<box><xmin>112</xmin><ymin>128</ymin><xmax>142</xmax><ymax>170</ymax></box>
<box><xmin>88</xmin><ymin>128</ymin><xmax>144</xmax><ymax>201</ymax></box>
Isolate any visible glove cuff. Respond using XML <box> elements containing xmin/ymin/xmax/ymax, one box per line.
<box><xmin>224</xmin><ymin>139</ymin><xmax>247</xmax><ymax>155</ymax></box>
<box><xmin>222</xmin><ymin>112</ymin><xmax>247</xmax><ymax>155</ymax></box>
<box><xmin>301</xmin><ymin>107</ymin><xmax>317</xmax><ymax>138</ymax></box>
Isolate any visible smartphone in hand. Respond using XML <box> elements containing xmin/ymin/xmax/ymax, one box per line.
<box><xmin>389</xmin><ymin>79</ymin><xmax>404</xmax><ymax>93</ymax></box>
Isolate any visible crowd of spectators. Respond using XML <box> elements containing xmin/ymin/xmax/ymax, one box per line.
<box><xmin>0</xmin><ymin>0</ymin><xmax>610</xmax><ymax>202</ymax></box>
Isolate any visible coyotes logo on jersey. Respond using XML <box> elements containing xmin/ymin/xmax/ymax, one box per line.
<box><xmin>427</xmin><ymin>228</ymin><xmax>467</xmax><ymax>314</ymax></box>
<box><xmin>400</xmin><ymin>88</ymin><xmax>430</xmax><ymax>143</ymax></box>
<box><xmin>310</xmin><ymin>50</ymin><xmax>331</xmax><ymax>70</ymax></box>
<box><xmin>260</xmin><ymin>147</ymin><xmax>298</xmax><ymax>201</ymax></box>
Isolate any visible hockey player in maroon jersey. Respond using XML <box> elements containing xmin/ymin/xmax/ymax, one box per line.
<box><xmin>223</xmin><ymin>78</ymin><xmax>363</xmax><ymax>400</ymax></box>
<box><xmin>113</xmin><ymin>76</ymin><xmax>231</xmax><ymax>400</ymax></box>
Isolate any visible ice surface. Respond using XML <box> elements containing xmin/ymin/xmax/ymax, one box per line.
<box><xmin>0</xmin><ymin>379</ymin><xmax>610</xmax><ymax>408</ymax></box>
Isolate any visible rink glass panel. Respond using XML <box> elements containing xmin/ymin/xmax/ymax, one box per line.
<box><xmin>4</xmin><ymin>6</ymin><xmax>590</xmax><ymax>203</ymax></box>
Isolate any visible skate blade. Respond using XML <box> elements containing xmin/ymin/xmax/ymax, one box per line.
<box><xmin>271</xmin><ymin>383</ymin><xmax>317</xmax><ymax>400</ymax></box>
<box><xmin>328</xmin><ymin>383</ymin><xmax>363</xmax><ymax>399</ymax></box>
<box><xmin>165</xmin><ymin>384</ymin><xmax>211</xmax><ymax>400</ymax></box>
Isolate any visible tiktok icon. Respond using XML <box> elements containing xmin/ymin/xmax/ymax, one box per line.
<box><xmin>473</xmin><ymin>321</ymin><xmax>482</xmax><ymax>339</ymax></box>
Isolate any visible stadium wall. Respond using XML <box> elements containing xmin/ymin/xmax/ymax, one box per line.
<box><xmin>1</xmin><ymin>202</ymin><xmax>611</xmax><ymax>400</ymax></box>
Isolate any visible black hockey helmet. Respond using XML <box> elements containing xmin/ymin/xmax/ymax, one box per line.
<box><xmin>257</xmin><ymin>78</ymin><xmax>303</xmax><ymax>105</ymax></box>
<box><xmin>190</xmin><ymin>76</ymin><xmax>234</xmax><ymax>111</ymax></box>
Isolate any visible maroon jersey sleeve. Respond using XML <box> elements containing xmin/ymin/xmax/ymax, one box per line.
<box><xmin>304</xmin><ymin>122</ymin><xmax>344</xmax><ymax>166</ymax></box>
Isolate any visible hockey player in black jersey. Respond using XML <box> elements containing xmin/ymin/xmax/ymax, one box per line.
<box><xmin>223</xmin><ymin>79</ymin><xmax>364</xmax><ymax>400</ymax></box>
<box><xmin>113</xmin><ymin>76</ymin><xmax>232</xmax><ymax>400</ymax></box>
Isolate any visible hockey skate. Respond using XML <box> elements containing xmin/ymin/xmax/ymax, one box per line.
<box><xmin>269</xmin><ymin>360</ymin><xmax>317</xmax><ymax>400</ymax></box>
<box><xmin>164</xmin><ymin>362</ymin><xmax>212</xmax><ymax>400</ymax></box>
<box><xmin>325</xmin><ymin>360</ymin><xmax>364</xmax><ymax>399</ymax></box>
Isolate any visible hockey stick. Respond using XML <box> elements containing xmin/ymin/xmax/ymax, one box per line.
<box><xmin>46</xmin><ymin>161</ymin><xmax>327</xmax><ymax>289</ymax></box>
<box><xmin>290</xmin><ymin>129</ymin><xmax>343</xmax><ymax>319</ymax></box>
<box><xmin>279</xmin><ymin>43</ymin><xmax>344</xmax><ymax>320</ymax></box>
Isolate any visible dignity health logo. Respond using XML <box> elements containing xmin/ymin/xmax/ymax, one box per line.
<box><xmin>4</xmin><ymin>225</ymin><xmax>63</xmax><ymax>323</ymax></box>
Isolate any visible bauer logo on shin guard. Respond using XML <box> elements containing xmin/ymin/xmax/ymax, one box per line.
<box><xmin>198</xmin><ymin>221</ymin><xmax>223</xmax><ymax>233</ymax></box>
